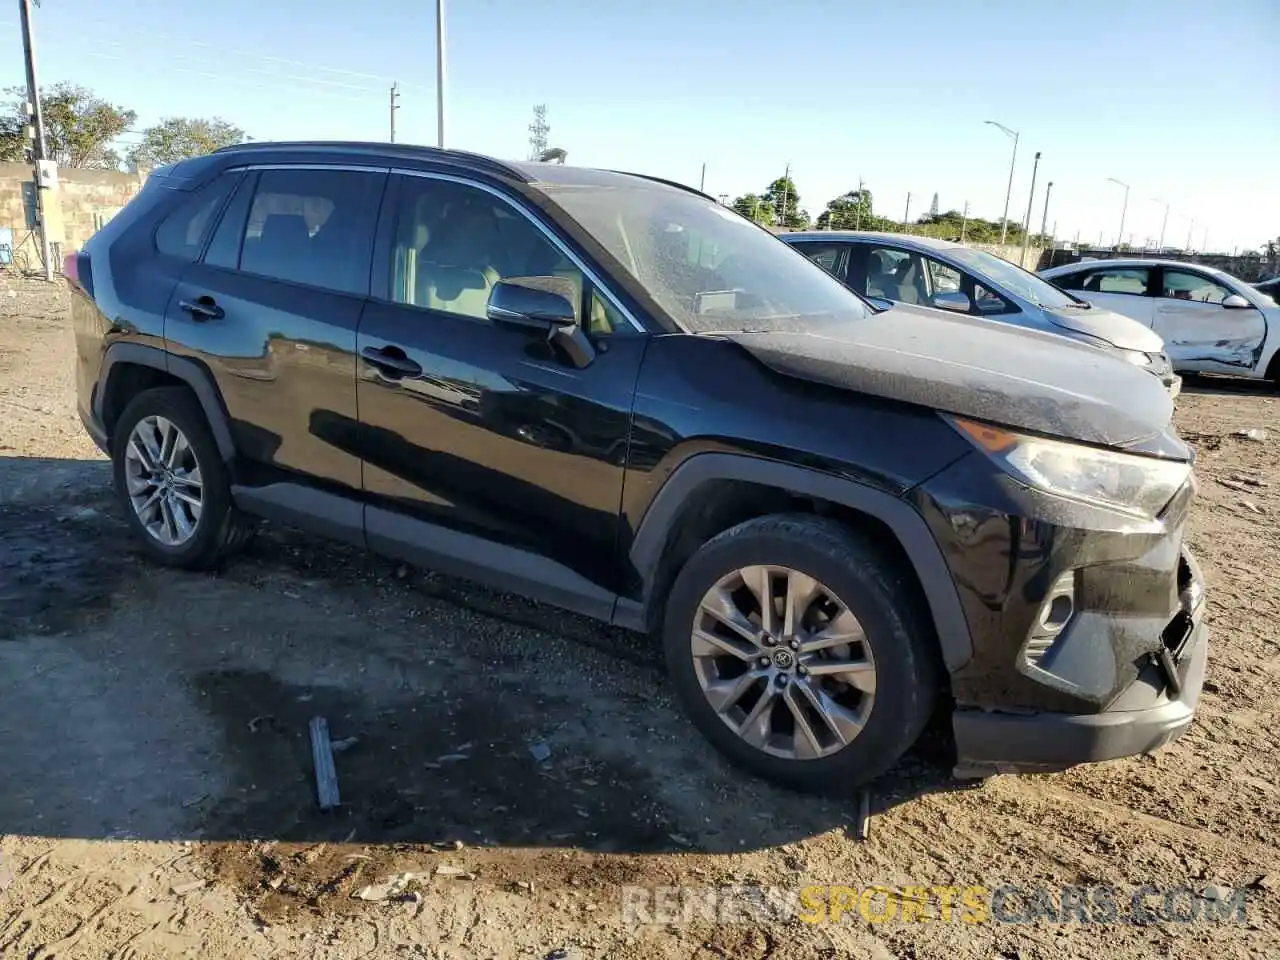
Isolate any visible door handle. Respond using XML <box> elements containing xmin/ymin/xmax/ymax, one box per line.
<box><xmin>178</xmin><ymin>296</ymin><xmax>224</xmax><ymax>321</ymax></box>
<box><xmin>361</xmin><ymin>346</ymin><xmax>422</xmax><ymax>378</ymax></box>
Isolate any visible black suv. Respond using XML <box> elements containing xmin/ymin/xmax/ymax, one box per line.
<box><xmin>69</xmin><ymin>142</ymin><xmax>1208</xmax><ymax>792</ymax></box>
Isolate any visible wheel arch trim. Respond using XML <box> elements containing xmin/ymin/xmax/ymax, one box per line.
<box><xmin>627</xmin><ymin>452</ymin><xmax>973</xmax><ymax>672</ymax></box>
<box><xmin>96</xmin><ymin>343</ymin><xmax>236</xmax><ymax>462</ymax></box>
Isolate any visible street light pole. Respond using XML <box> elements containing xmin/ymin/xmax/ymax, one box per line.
<box><xmin>960</xmin><ymin>200</ymin><xmax>969</xmax><ymax>243</ymax></box>
<box><xmin>855</xmin><ymin>177</ymin><xmax>864</xmax><ymax>230</ymax></box>
<box><xmin>1186</xmin><ymin>217</ymin><xmax>1196</xmax><ymax>252</ymax></box>
<box><xmin>1020</xmin><ymin>152</ymin><xmax>1041</xmax><ymax>268</ymax></box>
<box><xmin>1153</xmin><ymin>198</ymin><xmax>1170</xmax><ymax>251</ymax></box>
<box><xmin>1106</xmin><ymin>177</ymin><xmax>1129</xmax><ymax>248</ymax></box>
<box><xmin>435</xmin><ymin>0</ymin><xmax>447</xmax><ymax>148</ymax></box>
<box><xmin>19</xmin><ymin>0</ymin><xmax>54</xmax><ymax>280</ymax></box>
<box><xmin>1039</xmin><ymin>180</ymin><xmax>1053</xmax><ymax>244</ymax></box>
<box><xmin>984</xmin><ymin>120</ymin><xmax>1019</xmax><ymax>245</ymax></box>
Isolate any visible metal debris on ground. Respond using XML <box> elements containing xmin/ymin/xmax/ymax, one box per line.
<box><xmin>435</xmin><ymin>864</ymin><xmax>476</xmax><ymax>879</ymax></box>
<box><xmin>309</xmin><ymin>716</ymin><xmax>341</xmax><ymax>811</ymax></box>
<box><xmin>528</xmin><ymin>740</ymin><xmax>552</xmax><ymax>762</ymax></box>
<box><xmin>1233</xmin><ymin>428</ymin><xmax>1268</xmax><ymax>442</ymax></box>
<box><xmin>854</xmin><ymin>789</ymin><xmax>872</xmax><ymax>841</ymax></box>
<box><xmin>1238</xmin><ymin>500</ymin><xmax>1266</xmax><ymax>515</ymax></box>
<box><xmin>352</xmin><ymin>873</ymin><xmax>417</xmax><ymax>901</ymax></box>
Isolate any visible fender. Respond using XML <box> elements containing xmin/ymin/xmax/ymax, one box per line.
<box><xmin>95</xmin><ymin>342</ymin><xmax>237</xmax><ymax>462</ymax></box>
<box><xmin>621</xmin><ymin>452</ymin><xmax>974</xmax><ymax>672</ymax></box>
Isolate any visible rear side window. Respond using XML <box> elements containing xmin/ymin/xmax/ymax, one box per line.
<box><xmin>154</xmin><ymin>173</ymin><xmax>238</xmax><ymax>261</ymax></box>
<box><xmin>231</xmin><ymin>169</ymin><xmax>385</xmax><ymax>295</ymax></box>
<box><xmin>1066</xmin><ymin>267</ymin><xmax>1150</xmax><ymax>296</ymax></box>
<box><xmin>792</xmin><ymin>243</ymin><xmax>846</xmax><ymax>278</ymax></box>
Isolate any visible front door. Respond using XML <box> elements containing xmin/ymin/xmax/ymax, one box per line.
<box><xmin>1153</xmin><ymin>267</ymin><xmax>1267</xmax><ymax>373</ymax></box>
<box><xmin>354</xmin><ymin>172</ymin><xmax>646</xmax><ymax>609</ymax></box>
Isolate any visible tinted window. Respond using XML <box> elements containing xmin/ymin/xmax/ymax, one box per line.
<box><xmin>235</xmin><ymin>169</ymin><xmax>384</xmax><ymax>295</ymax></box>
<box><xmin>1084</xmin><ymin>267</ymin><xmax>1150</xmax><ymax>296</ymax></box>
<box><xmin>204</xmin><ymin>171</ymin><xmax>257</xmax><ymax>270</ymax></box>
<box><xmin>1161</xmin><ymin>269</ymin><xmax>1231</xmax><ymax>304</ymax></box>
<box><xmin>390</xmin><ymin>176</ymin><xmax>624</xmax><ymax>332</ymax></box>
<box><xmin>792</xmin><ymin>243</ymin><xmax>845</xmax><ymax>277</ymax></box>
<box><xmin>154</xmin><ymin>173</ymin><xmax>237</xmax><ymax>261</ymax></box>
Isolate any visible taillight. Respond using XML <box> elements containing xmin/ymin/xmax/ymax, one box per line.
<box><xmin>64</xmin><ymin>251</ymin><xmax>93</xmax><ymax>299</ymax></box>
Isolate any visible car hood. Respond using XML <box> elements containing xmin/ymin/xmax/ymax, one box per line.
<box><xmin>717</xmin><ymin>303</ymin><xmax>1175</xmax><ymax>448</ymax></box>
<box><xmin>1043</xmin><ymin>304</ymin><xmax>1165</xmax><ymax>353</ymax></box>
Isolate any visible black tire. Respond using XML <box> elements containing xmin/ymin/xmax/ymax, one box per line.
<box><xmin>662</xmin><ymin>514</ymin><xmax>940</xmax><ymax>794</ymax></box>
<box><xmin>111</xmin><ymin>386</ymin><xmax>254</xmax><ymax>570</ymax></box>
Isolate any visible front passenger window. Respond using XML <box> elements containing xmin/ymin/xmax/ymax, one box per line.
<box><xmin>391</xmin><ymin>177</ymin><xmax>588</xmax><ymax>326</ymax></box>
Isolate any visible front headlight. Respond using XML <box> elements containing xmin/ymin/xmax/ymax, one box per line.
<box><xmin>1121</xmin><ymin>349</ymin><xmax>1151</xmax><ymax>367</ymax></box>
<box><xmin>950</xmin><ymin>417</ymin><xmax>1192</xmax><ymax>520</ymax></box>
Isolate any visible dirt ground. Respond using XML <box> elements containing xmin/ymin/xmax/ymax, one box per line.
<box><xmin>0</xmin><ymin>273</ymin><xmax>1277</xmax><ymax>959</ymax></box>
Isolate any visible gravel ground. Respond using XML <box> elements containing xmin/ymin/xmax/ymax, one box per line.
<box><xmin>1</xmin><ymin>274</ymin><xmax>1277</xmax><ymax>959</ymax></box>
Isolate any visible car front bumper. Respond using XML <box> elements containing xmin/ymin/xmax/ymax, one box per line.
<box><xmin>952</xmin><ymin>615</ymin><xmax>1206</xmax><ymax>775</ymax></box>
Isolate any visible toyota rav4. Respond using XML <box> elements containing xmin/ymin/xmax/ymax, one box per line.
<box><xmin>68</xmin><ymin>142</ymin><xmax>1208</xmax><ymax>791</ymax></box>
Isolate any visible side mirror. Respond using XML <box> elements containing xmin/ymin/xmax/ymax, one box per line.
<box><xmin>933</xmin><ymin>291</ymin><xmax>973</xmax><ymax>314</ymax></box>
<box><xmin>1221</xmin><ymin>294</ymin><xmax>1252</xmax><ymax>310</ymax></box>
<box><xmin>487</xmin><ymin>277</ymin><xmax>579</xmax><ymax>330</ymax></box>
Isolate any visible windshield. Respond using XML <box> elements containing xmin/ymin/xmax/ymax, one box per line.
<box><xmin>947</xmin><ymin>247</ymin><xmax>1081</xmax><ymax>309</ymax></box>
<box><xmin>540</xmin><ymin>184</ymin><xmax>873</xmax><ymax>332</ymax></box>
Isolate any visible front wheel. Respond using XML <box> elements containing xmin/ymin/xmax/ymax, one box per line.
<box><xmin>662</xmin><ymin>515</ymin><xmax>939</xmax><ymax>793</ymax></box>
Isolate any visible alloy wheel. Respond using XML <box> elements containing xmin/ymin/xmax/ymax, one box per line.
<box><xmin>123</xmin><ymin>415</ymin><xmax>204</xmax><ymax>546</ymax></box>
<box><xmin>691</xmin><ymin>564</ymin><xmax>876</xmax><ymax>760</ymax></box>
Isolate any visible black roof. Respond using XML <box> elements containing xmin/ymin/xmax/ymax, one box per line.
<box><xmin>213</xmin><ymin>141</ymin><xmax>715</xmax><ymax>200</ymax></box>
<box><xmin>212</xmin><ymin>141</ymin><xmax>533</xmax><ymax>183</ymax></box>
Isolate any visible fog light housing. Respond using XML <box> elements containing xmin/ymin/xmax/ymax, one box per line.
<box><xmin>1024</xmin><ymin>571</ymin><xmax>1076</xmax><ymax>666</ymax></box>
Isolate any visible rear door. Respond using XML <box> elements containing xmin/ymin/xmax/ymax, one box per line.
<box><xmin>1153</xmin><ymin>266</ymin><xmax>1267</xmax><ymax>373</ymax></box>
<box><xmin>165</xmin><ymin>165</ymin><xmax>387</xmax><ymax>500</ymax></box>
<box><xmin>353</xmin><ymin>171</ymin><xmax>647</xmax><ymax>608</ymax></box>
<box><xmin>1054</xmin><ymin>265</ymin><xmax>1156</xmax><ymax>327</ymax></box>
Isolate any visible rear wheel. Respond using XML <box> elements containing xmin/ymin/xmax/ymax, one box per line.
<box><xmin>662</xmin><ymin>514</ymin><xmax>939</xmax><ymax>793</ymax></box>
<box><xmin>111</xmin><ymin>387</ymin><xmax>253</xmax><ymax>569</ymax></box>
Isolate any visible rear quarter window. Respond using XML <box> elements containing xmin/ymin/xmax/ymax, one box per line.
<box><xmin>153</xmin><ymin>173</ymin><xmax>239</xmax><ymax>262</ymax></box>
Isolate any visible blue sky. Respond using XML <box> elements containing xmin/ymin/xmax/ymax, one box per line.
<box><xmin>5</xmin><ymin>0</ymin><xmax>1278</xmax><ymax>252</ymax></box>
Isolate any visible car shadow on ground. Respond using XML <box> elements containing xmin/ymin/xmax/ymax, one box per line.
<box><xmin>0</xmin><ymin>454</ymin><xmax>977</xmax><ymax>862</ymax></box>
<box><xmin>1180</xmin><ymin>373</ymin><xmax>1278</xmax><ymax>397</ymax></box>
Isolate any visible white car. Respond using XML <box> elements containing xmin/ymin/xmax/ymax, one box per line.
<box><xmin>1040</xmin><ymin>259</ymin><xmax>1280</xmax><ymax>384</ymax></box>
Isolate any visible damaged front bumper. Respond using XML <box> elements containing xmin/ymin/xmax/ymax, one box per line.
<box><xmin>952</xmin><ymin>549</ymin><xmax>1208</xmax><ymax>776</ymax></box>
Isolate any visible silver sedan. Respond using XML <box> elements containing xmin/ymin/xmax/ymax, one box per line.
<box><xmin>781</xmin><ymin>231</ymin><xmax>1181</xmax><ymax>396</ymax></box>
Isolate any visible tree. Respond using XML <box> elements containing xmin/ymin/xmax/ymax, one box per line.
<box><xmin>0</xmin><ymin>83</ymin><xmax>135</xmax><ymax>168</ymax></box>
<box><xmin>127</xmin><ymin>117</ymin><xmax>246</xmax><ymax>170</ymax></box>
<box><xmin>731</xmin><ymin>193</ymin><xmax>774</xmax><ymax>225</ymax></box>
<box><xmin>815</xmin><ymin>188</ymin><xmax>890</xmax><ymax>231</ymax></box>
<box><xmin>763</xmin><ymin>176</ymin><xmax>809</xmax><ymax>229</ymax></box>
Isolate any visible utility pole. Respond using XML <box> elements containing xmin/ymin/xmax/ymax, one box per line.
<box><xmin>903</xmin><ymin>191</ymin><xmax>911</xmax><ymax>226</ymax></box>
<box><xmin>777</xmin><ymin>162</ymin><xmax>790</xmax><ymax>227</ymax></box>
<box><xmin>1020</xmin><ymin>151</ymin><xmax>1041</xmax><ymax>267</ymax></box>
<box><xmin>19</xmin><ymin>0</ymin><xmax>54</xmax><ymax>280</ymax></box>
<box><xmin>960</xmin><ymin>200</ymin><xmax>969</xmax><ymax>243</ymax></box>
<box><xmin>855</xmin><ymin>177</ymin><xmax>865</xmax><ymax>230</ymax></box>
<box><xmin>1153</xmin><ymin>198</ymin><xmax>1170</xmax><ymax>251</ymax></box>
<box><xmin>699</xmin><ymin>162</ymin><xmax>706</xmax><ymax>192</ymax></box>
<box><xmin>1039</xmin><ymin>181</ymin><xmax>1053</xmax><ymax>244</ymax></box>
<box><xmin>389</xmin><ymin>82</ymin><xmax>400</xmax><ymax>142</ymax></box>
<box><xmin>1106</xmin><ymin>177</ymin><xmax>1129</xmax><ymax>248</ymax></box>
<box><xmin>435</xmin><ymin>0</ymin><xmax>447</xmax><ymax>148</ymax></box>
<box><xmin>984</xmin><ymin>120</ymin><xmax>1019</xmax><ymax>245</ymax></box>
<box><xmin>1202</xmin><ymin>227</ymin><xmax>1208</xmax><ymax>253</ymax></box>
<box><xmin>1186</xmin><ymin>218</ymin><xmax>1196</xmax><ymax>252</ymax></box>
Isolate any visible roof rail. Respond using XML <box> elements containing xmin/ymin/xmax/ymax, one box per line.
<box><xmin>212</xmin><ymin>141</ymin><xmax>531</xmax><ymax>182</ymax></box>
<box><xmin>608</xmin><ymin>170</ymin><xmax>716</xmax><ymax>202</ymax></box>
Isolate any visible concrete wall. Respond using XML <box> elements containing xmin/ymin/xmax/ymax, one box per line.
<box><xmin>0</xmin><ymin>162</ymin><xmax>146</xmax><ymax>266</ymax></box>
